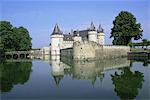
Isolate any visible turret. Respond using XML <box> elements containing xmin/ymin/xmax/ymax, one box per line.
<box><xmin>97</xmin><ymin>24</ymin><xmax>105</xmax><ymax>45</ymax></box>
<box><xmin>51</xmin><ymin>24</ymin><xmax>64</xmax><ymax>57</ymax></box>
<box><xmin>88</xmin><ymin>22</ymin><xmax>97</xmax><ymax>43</ymax></box>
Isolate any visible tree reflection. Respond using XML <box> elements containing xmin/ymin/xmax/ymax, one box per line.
<box><xmin>111</xmin><ymin>67</ymin><xmax>144</xmax><ymax>100</ymax></box>
<box><xmin>0</xmin><ymin>61</ymin><xmax>32</xmax><ymax>92</ymax></box>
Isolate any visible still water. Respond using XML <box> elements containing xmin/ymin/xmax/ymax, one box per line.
<box><xmin>0</xmin><ymin>57</ymin><xmax>150</xmax><ymax>100</ymax></box>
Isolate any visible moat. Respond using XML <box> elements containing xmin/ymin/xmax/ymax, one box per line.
<box><xmin>1</xmin><ymin>57</ymin><xmax>150</xmax><ymax>100</ymax></box>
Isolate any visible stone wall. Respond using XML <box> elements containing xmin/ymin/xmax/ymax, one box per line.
<box><xmin>62</xmin><ymin>41</ymin><xmax>73</xmax><ymax>49</ymax></box>
<box><xmin>73</xmin><ymin>41</ymin><xmax>130</xmax><ymax>61</ymax></box>
<box><xmin>96</xmin><ymin>45</ymin><xmax>130</xmax><ymax>60</ymax></box>
<box><xmin>60</xmin><ymin>48</ymin><xmax>73</xmax><ymax>59</ymax></box>
<box><xmin>73</xmin><ymin>41</ymin><xmax>99</xmax><ymax>60</ymax></box>
<box><xmin>41</xmin><ymin>46</ymin><xmax>51</xmax><ymax>55</ymax></box>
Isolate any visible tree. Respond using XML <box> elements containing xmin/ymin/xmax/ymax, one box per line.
<box><xmin>110</xmin><ymin>11</ymin><xmax>143</xmax><ymax>45</ymax></box>
<box><xmin>0</xmin><ymin>21</ymin><xmax>32</xmax><ymax>51</ymax></box>
<box><xmin>0</xmin><ymin>21</ymin><xmax>15</xmax><ymax>51</ymax></box>
<box><xmin>0</xmin><ymin>36</ymin><xmax>4</xmax><ymax>52</ymax></box>
<box><xmin>142</xmin><ymin>39</ymin><xmax>149</xmax><ymax>48</ymax></box>
<box><xmin>13</xmin><ymin>27</ymin><xmax>32</xmax><ymax>51</ymax></box>
<box><xmin>0</xmin><ymin>35</ymin><xmax>5</xmax><ymax>59</ymax></box>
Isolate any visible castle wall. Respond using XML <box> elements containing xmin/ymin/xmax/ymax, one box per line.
<box><xmin>73</xmin><ymin>36</ymin><xmax>82</xmax><ymax>42</ymax></box>
<box><xmin>72</xmin><ymin>41</ymin><xmax>130</xmax><ymax>60</ymax></box>
<box><xmin>96</xmin><ymin>45</ymin><xmax>130</xmax><ymax>59</ymax></box>
<box><xmin>62</xmin><ymin>41</ymin><xmax>73</xmax><ymax>49</ymax></box>
<box><xmin>41</xmin><ymin>47</ymin><xmax>51</xmax><ymax>55</ymax></box>
<box><xmin>73</xmin><ymin>41</ymin><xmax>99</xmax><ymax>60</ymax></box>
<box><xmin>60</xmin><ymin>48</ymin><xmax>73</xmax><ymax>59</ymax></box>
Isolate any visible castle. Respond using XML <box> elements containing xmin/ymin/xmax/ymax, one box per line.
<box><xmin>40</xmin><ymin>22</ymin><xmax>129</xmax><ymax>61</ymax></box>
<box><xmin>51</xmin><ymin>22</ymin><xmax>105</xmax><ymax>57</ymax></box>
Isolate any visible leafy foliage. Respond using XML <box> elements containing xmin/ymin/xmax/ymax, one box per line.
<box><xmin>128</xmin><ymin>39</ymin><xmax>150</xmax><ymax>48</ymax></box>
<box><xmin>0</xmin><ymin>21</ymin><xmax>32</xmax><ymax>51</ymax></box>
<box><xmin>110</xmin><ymin>11</ymin><xmax>143</xmax><ymax>45</ymax></box>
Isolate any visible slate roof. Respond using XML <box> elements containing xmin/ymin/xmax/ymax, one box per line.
<box><xmin>73</xmin><ymin>29</ymin><xmax>89</xmax><ymax>41</ymax></box>
<box><xmin>97</xmin><ymin>25</ymin><xmax>104</xmax><ymax>33</ymax></box>
<box><xmin>89</xmin><ymin>22</ymin><xmax>96</xmax><ymax>31</ymax></box>
<box><xmin>51</xmin><ymin>24</ymin><xmax>63</xmax><ymax>35</ymax></box>
<box><xmin>63</xmin><ymin>34</ymin><xmax>73</xmax><ymax>41</ymax></box>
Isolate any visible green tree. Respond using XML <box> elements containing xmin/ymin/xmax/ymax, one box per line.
<box><xmin>110</xmin><ymin>11</ymin><xmax>143</xmax><ymax>45</ymax></box>
<box><xmin>0</xmin><ymin>36</ymin><xmax>4</xmax><ymax>52</ymax></box>
<box><xmin>142</xmin><ymin>39</ymin><xmax>149</xmax><ymax>48</ymax></box>
<box><xmin>13</xmin><ymin>27</ymin><xmax>32</xmax><ymax>51</ymax></box>
<box><xmin>0</xmin><ymin>21</ymin><xmax>15</xmax><ymax>51</ymax></box>
<box><xmin>0</xmin><ymin>21</ymin><xmax>32</xmax><ymax>51</ymax></box>
<box><xmin>0</xmin><ymin>36</ymin><xmax>5</xmax><ymax>59</ymax></box>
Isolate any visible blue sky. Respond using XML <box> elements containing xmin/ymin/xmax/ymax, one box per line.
<box><xmin>1</xmin><ymin>0</ymin><xmax>150</xmax><ymax>48</ymax></box>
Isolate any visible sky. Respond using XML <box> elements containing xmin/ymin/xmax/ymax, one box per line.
<box><xmin>1</xmin><ymin>0</ymin><xmax>150</xmax><ymax>48</ymax></box>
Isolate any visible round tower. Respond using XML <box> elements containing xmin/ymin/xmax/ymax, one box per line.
<box><xmin>51</xmin><ymin>24</ymin><xmax>64</xmax><ymax>57</ymax></box>
<box><xmin>97</xmin><ymin>25</ymin><xmax>105</xmax><ymax>45</ymax></box>
<box><xmin>88</xmin><ymin>22</ymin><xmax>97</xmax><ymax>43</ymax></box>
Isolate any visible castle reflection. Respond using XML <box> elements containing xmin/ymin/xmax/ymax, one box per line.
<box><xmin>49</xmin><ymin>56</ymin><xmax>146</xmax><ymax>99</ymax></box>
<box><xmin>49</xmin><ymin>56</ymin><xmax>131</xmax><ymax>87</ymax></box>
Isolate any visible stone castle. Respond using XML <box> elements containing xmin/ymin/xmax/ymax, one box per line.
<box><xmin>41</xmin><ymin>22</ymin><xmax>130</xmax><ymax>61</ymax></box>
<box><xmin>51</xmin><ymin>22</ymin><xmax>105</xmax><ymax>57</ymax></box>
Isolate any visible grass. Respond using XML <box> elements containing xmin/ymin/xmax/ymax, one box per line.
<box><xmin>131</xmin><ymin>48</ymin><xmax>150</xmax><ymax>53</ymax></box>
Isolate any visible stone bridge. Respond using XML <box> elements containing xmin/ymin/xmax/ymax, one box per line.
<box><xmin>1</xmin><ymin>50</ymin><xmax>43</xmax><ymax>59</ymax></box>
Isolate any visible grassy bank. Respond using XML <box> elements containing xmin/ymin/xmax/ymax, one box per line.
<box><xmin>130</xmin><ymin>48</ymin><xmax>150</xmax><ymax>53</ymax></box>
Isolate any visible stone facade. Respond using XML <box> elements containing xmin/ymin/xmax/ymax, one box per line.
<box><xmin>61</xmin><ymin>41</ymin><xmax>130</xmax><ymax>61</ymax></box>
<box><xmin>50</xmin><ymin>22</ymin><xmax>105</xmax><ymax>59</ymax></box>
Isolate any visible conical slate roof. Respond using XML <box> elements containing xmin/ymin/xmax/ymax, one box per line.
<box><xmin>89</xmin><ymin>22</ymin><xmax>96</xmax><ymax>31</ymax></box>
<box><xmin>51</xmin><ymin>24</ymin><xmax>63</xmax><ymax>35</ymax></box>
<box><xmin>97</xmin><ymin>24</ymin><xmax>104</xmax><ymax>33</ymax></box>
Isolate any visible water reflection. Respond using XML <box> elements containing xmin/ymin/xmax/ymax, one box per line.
<box><xmin>50</xmin><ymin>56</ymin><xmax>131</xmax><ymax>87</ymax></box>
<box><xmin>51</xmin><ymin>58</ymin><xmax>64</xmax><ymax>87</ymax></box>
<box><xmin>50</xmin><ymin>56</ymin><xmax>148</xmax><ymax>99</ymax></box>
<box><xmin>0</xmin><ymin>60</ymin><xmax>32</xmax><ymax>92</ymax></box>
<box><xmin>1</xmin><ymin>56</ymin><xmax>149</xmax><ymax>99</ymax></box>
<box><xmin>111</xmin><ymin>67</ymin><xmax>144</xmax><ymax>100</ymax></box>
<box><xmin>72</xmin><ymin>58</ymin><xmax>130</xmax><ymax>84</ymax></box>
<box><xmin>128</xmin><ymin>57</ymin><xmax>150</xmax><ymax>67</ymax></box>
